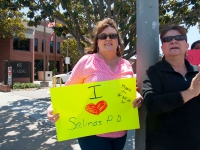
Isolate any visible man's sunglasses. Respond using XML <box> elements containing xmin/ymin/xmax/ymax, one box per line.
<box><xmin>97</xmin><ymin>33</ymin><xmax>119</xmax><ymax>40</ymax></box>
<box><xmin>162</xmin><ymin>35</ymin><xmax>187</xmax><ymax>43</ymax></box>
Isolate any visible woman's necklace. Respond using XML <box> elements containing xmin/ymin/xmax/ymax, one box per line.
<box><xmin>97</xmin><ymin>53</ymin><xmax>119</xmax><ymax>68</ymax></box>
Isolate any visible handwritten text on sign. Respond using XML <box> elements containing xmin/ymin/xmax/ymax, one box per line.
<box><xmin>50</xmin><ymin>78</ymin><xmax>140</xmax><ymax>142</ymax></box>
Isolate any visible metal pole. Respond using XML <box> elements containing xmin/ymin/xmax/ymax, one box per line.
<box><xmin>135</xmin><ymin>1</ymin><xmax>159</xmax><ymax>150</ymax></box>
<box><xmin>54</xmin><ymin>19</ymin><xmax>57</xmax><ymax>71</ymax></box>
<box><xmin>43</xmin><ymin>19</ymin><xmax>46</xmax><ymax>82</ymax></box>
<box><xmin>67</xmin><ymin>40</ymin><xmax>69</xmax><ymax>73</ymax></box>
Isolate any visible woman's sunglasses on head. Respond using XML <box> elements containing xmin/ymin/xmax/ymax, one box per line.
<box><xmin>162</xmin><ymin>35</ymin><xmax>187</xmax><ymax>43</ymax></box>
<box><xmin>98</xmin><ymin>33</ymin><xmax>119</xmax><ymax>40</ymax></box>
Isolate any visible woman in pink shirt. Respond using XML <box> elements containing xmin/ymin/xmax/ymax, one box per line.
<box><xmin>47</xmin><ymin>18</ymin><xmax>143</xmax><ymax>150</ymax></box>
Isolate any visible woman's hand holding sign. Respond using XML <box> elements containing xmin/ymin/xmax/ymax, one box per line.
<box><xmin>181</xmin><ymin>65</ymin><xmax>200</xmax><ymax>103</ymax></box>
<box><xmin>47</xmin><ymin>104</ymin><xmax>60</xmax><ymax>123</ymax></box>
<box><xmin>132</xmin><ymin>92</ymin><xmax>143</xmax><ymax>108</ymax></box>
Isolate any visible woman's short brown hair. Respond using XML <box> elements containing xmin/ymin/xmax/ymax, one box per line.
<box><xmin>160</xmin><ymin>25</ymin><xmax>187</xmax><ymax>43</ymax></box>
<box><xmin>85</xmin><ymin>18</ymin><xmax>124</xmax><ymax>57</ymax></box>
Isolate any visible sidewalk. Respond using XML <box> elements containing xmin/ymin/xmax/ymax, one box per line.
<box><xmin>0</xmin><ymin>82</ymin><xmax>135</xmax><ymax>150</ymax></box>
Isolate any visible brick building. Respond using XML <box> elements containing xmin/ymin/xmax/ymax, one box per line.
<box><xmin>0</xmin><ymin>22</ymin><xmax>66</xmax><ymax>83</ymax></box>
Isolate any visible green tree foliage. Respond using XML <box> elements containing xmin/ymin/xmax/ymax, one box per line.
<box><xmin>0</xmin><ymin>8</ymin><xmax>26</xmax><ymax>38</ymax></box>
<box><xmin>2</xmin><ymin>0</ymin><xmax>200</xmax><ymax>59</ymax></box>
<box><xmin>60</xmin><ymin>38</ymin><xmax>83</xmax><ymax>68</ymax></box>
<box><xmin>159</xmin><ymin>0</ymin><xmax>200</xmax><ymax>28</ymax></box>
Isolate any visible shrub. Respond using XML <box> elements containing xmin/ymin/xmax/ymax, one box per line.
<box><xmin>13</xmin><ymin>82</ymin><xmax>40</xmax><ymax>89</ymax></box>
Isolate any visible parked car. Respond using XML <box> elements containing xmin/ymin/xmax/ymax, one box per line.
<box><xmin>54</xmin><ymin>71</ymin><xmax>72</xmax><ymax>84</ymax></box>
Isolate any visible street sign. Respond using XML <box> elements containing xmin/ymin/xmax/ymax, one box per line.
<box><xmin>65</xmin><ymin>57</ymin><xmax>70</xmax><ymax>64</ymax></box>
<box><xmin>8</xmin><ymin>67</ymin><xmax>12</xmax><ymax>72</ymax></box>
<box><xmin>8</xmin><ymin>66</ymin><xmax>12</xmax><ymax>85</ymax></box>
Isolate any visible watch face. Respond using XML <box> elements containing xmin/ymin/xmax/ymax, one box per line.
<box><xmin>193</xmin><ymin>65</ymin><xmax>199</xmax><ymax>71</ymax></box>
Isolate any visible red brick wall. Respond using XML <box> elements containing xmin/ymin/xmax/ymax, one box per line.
<box><xmin>34</xmin><ymin>31</ymin><xmax>64</xmax><ymax>73</ymax></box>
<box><xmin>13</xmin><ymin>78</ymin><xmax>30</xmax><ymax>83</ymax></box>
<box><xmin>0</xmin><ymin>30</ymin><xmax>64</xmax><ymax>83</ymax></box>
<box><xmin>10</xmin><ymin>39</ymin><xmax>34</xmax><ymax>83</ymax></box>
<box><xmin>0</xmin><ymin>38</ymin><xmax>11</xmax><ymax>82</ymax></box>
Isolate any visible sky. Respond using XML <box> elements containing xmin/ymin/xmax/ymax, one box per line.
<box><xmin>185</xmin><ymin>24</ymin><xmax>200</xmax><ymax>49</ymax></box>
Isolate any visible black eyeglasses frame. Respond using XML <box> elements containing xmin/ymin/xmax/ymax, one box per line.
<box><xmin>97</xmin><ymin>33</ymin><xmax>119</xmax><ymax>40</ymax></box>
<box><xmin>162</xmin><ymin>35</ymin><xmax>187</xmax><ymax>43</ymax></box>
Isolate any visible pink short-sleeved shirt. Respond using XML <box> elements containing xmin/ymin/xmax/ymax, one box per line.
<box><xmin>65</xmin><ymin>53</ymin><xmax>134</xmax><ymax>138</ymax></box>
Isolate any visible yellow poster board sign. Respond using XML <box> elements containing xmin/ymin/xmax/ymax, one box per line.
<box><xmin>50</xmin><ymin>78</ymin><xmax>140</xmax><ymax>142</ymax></box>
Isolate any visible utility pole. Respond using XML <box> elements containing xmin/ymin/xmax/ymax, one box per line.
<box><xmin>54</xmin><ymin>19</ymin><xmax>57</xmax><ymax>72</ymax></box>
<box><xmin>135</xmin><ymin>1</ymin><xmax>159</xmax><ymax>150</ymax></box>
<box><xmin>40</xmin><ymin>19</ymin><xmax>49</xmax><ymax>87</ymax></box>
<box><xmin>43</xmin><ymin>19</ymin><xmax>46</xmax><ymax>83</ymax></box>
<box><xmin>67</xmin><ymin>40</ymin><xmax>69</xmax><ymax>73</ymax></box>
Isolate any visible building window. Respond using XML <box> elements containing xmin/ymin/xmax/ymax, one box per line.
<box><xmin>34</xmin><ymin>60</ymin><xmax>43</xmax><ymax>79</ymax></box>
<box><xmin>13</xmin><ymin>37</ymin><xmax>30</xmax><ymax>51</ymax></box>
<box><xmin>42</xmin><ymin>39</ymin><xmax>44</xmax><ymax>52</ymax></box>
<box><xmin>50</xmin><ymin>41</ymin><xmax>53</xmax><ymax>53</ymax></box>
<box><xmin>34</xmin><ymin>38</ymin><xmax>38</xmax><ymax>51</ymax></box>
<box><xmin>49</xmin><ymin>60</ymin><xmax>54</xmax><ymax>71</ymax></box>
<box><xmin>57</xmin><ymin>42</ymin><xmax>60</xmax><ymax>54</ymax></box>
<box><xmin>56</xmin><ymin>61</ymin><xmax>60</xmax><ymax>72</ymax></box>
<box><xmin>49</xmin><ymin>61</ymin><xmax>60</xmax><ymax>73</ymax></box>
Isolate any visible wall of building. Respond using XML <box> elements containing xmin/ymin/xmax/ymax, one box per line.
<box><xmin>0</xmin><ymin>38</ymin><xmax>11</xmax><ymax>82</ymax></box>
<box><xmin>34</xmin><ymin>31</ymin><xmax>64</xmax><ymax>74</ymax></box>
<box><xmin>0</xmin><ymin>25</ymin><xmax>65</xmax><ymax>84</ymax></box>
<box><xmin>10</xmin><ymin>39</ymin><xmax>34</xmax><ymax>83</ymax></box>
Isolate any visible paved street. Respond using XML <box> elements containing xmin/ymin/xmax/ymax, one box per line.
<box><xmin>0</xmin><ymin>82</ymin><xmax>135</xmax><ymax>150</ymax></box>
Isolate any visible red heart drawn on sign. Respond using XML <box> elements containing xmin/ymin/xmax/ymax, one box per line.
<box><xmin>85</xmin><ymin>100</ymin><xmax>107</xmax><ymax>115</ymax></box>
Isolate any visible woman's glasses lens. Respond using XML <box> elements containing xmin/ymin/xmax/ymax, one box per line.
<box><xmin>162</xmin><ymin>35</ymin><xmax>186</xmax><ymax>43</ymax></box>
<box><xmin>98</xmin><ymin>33</ymin><xmax>118</xmax><ymax>40</ymax></box>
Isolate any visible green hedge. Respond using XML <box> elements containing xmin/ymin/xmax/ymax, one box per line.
<box><xmin>13</xmin><ymin>82</ymin><xmax>40</xmax><ymax>89</ymax></box>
